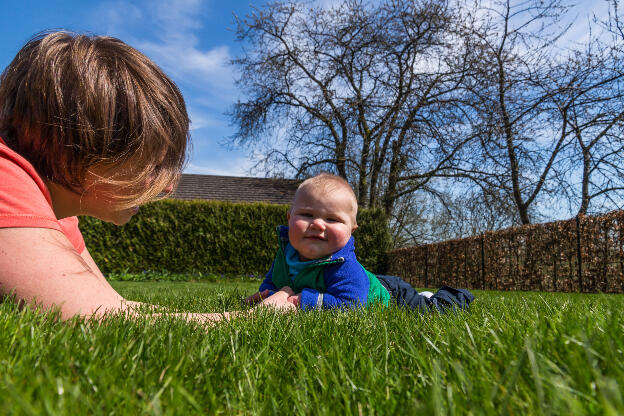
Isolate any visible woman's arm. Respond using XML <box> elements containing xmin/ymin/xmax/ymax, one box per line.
<box><xmin>0</xmin><ymin>227</ymin><xmax>236</xmax><ymax>323</ymax></box>
<box><xmin>78</xmin><ymin>245</ymin><xmax>147</xmax><ymax>311</ymax></box>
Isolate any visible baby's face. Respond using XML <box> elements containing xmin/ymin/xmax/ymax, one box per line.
<box><xmin>287</xmin><ymin>187</ymin><xmax>357</xmax><ymax>261</ymax></box>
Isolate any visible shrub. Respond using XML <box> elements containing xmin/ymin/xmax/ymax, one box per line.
<box><xmin>80</xmin><ymin>199</ymin><xmax>390</xmax><ymax>277</ymax></box>
<box><xmin>388</xmin><ymin>210</ymin><xmax>624</xmax><ymax>293</ymax></box>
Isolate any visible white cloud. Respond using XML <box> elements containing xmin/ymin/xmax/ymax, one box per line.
<box><xmin>561</xmin><ymin>0</ymin><xmax>612</xmax><ymax>46</ymax></box>
<box><xmin>95</xmin><ymin>0</ymin><xmax>236</xmax><ymax>98</ymax></box>
<box><xmin>154</xmin><ymin>0</ymin><xmax>203</xmax><ymax>33</ymax></box>
<box><xmin>92</xmin><ymin>0</ymin><xmax>249</xmax><ymax>176</ymax></box>
<box><xmin>315</xmin><ymin>0</ymin><xmax>344</xmax><ymax>7</ymax></box>
<box><xmin>185</xmin><ymin>159</ymin><xmax>255</xmax><ymax>176</ymax></box>
<box><xmin>137</xmin><ymin>42</ymin><xmax>232</xmax><ymax>91</ymax></box>
<box><xmin>96</xmin><ymin>1</ymin><xmax>144</xmax><ymax>34</ymax></box>
<box><xmin>188</xmin><ymin>109</ymin><xmax>226</xmax><ymax>130</ymax></box>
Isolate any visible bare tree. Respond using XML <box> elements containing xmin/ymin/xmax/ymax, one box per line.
<box><xmin>458</xmin><ymin>0</ymin><xmax>576</xmax><ymax>224</ymax></box>
<box><xmin>228</xmin><ymin>0</ymin><xmax>474</xmax><ymax>216</ymax></box>
<box><xmin>390</xmin><ymin>184</ymin><xmax>519</xmax><ymax>246</ymax></box>
<box><xmin>553</xmin><ymin>41</ymin><xmax>624</xmax><ymax>215</ymax></box>
<box><xmin>227</xmin><ymin>0</ymin><xmax>624</xmax><ymax>244</ymax></box>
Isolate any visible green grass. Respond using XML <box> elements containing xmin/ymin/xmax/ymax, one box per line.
<box><xmin>1</xmin><ymin>281</ymin><xmax>623</xmax><ymax>415</ymax></box>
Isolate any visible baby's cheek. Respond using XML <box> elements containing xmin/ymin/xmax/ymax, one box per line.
<box><xmin>337</xmin><ymin>229</ymin><xmax>352</xmax><ymax>245</ymax></box>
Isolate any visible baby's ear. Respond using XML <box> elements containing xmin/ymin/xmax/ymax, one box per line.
<box><xmin>287</xmin><ymin>209</ymin><xmax>291</xmax><ymax>221</ymax></box>
<box><xmin>351</xmin><ymin>223</ymin><xmax>358</xmax><ymax>232</ymax></box>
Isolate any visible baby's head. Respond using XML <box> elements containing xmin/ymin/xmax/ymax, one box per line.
<box><xmin>0</xmin><ymin>31</ymin><xmax>189</xmax><ymax>209</ymax></box>
<box><xmin>287</xmin><ymin>173</ymin><xmax>358</xmax><ymax>261</ymax></box>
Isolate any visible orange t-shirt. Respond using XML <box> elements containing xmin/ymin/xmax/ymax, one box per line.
<box><xmin>0</xmin><ymin>137</ymin><xmax>85</xmax><ymax>253</ymax></box>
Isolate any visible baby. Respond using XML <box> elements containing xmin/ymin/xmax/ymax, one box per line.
<box><xmin>247</xmin><ymin>173</ymin><xmax>474</xmax><ymax>312</ymax></box>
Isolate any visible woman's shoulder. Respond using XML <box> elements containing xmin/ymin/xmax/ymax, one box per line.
<box><xmin>0</xmin><ymin>137</ymin><xmax>44</xmax><ymax>182</ymax></box>
<box><xmin>0</xmin><ymin>137</ymin><xmax>56</xmax><ymax>216</ymax></box>
<box><xmin>1</xmin><ymin>137</ymin><xmax>86</xmax><ymax>247</ymax></box>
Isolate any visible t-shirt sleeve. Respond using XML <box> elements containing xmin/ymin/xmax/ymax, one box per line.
<box><xmin>0</xmin><ymin>149</ymin><xmax>86</xmax><ymax>253</ymax></box>
<box><xmin>59</xmin><ymin>216</ymin><xmax>86</xmax><ymax>253</ymax></box>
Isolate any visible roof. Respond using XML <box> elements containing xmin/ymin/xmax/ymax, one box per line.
<box><xmin>168</xmin><ymin>173</ymin><xmax>301</xmax><ymax>205</ymax></box>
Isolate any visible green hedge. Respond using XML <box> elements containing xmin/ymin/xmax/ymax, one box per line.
<box><xmin>80</xmin><ymin>199</ymin><xmax>390</xmax><ymax>277</ymax></box>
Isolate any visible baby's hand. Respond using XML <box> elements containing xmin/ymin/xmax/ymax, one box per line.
<box><xmin>256</xmin><ymin>287</ymin><xmax>297</xmax><ymax>311</ymax></box>
<box><xmin>287</xmin><ymin>293</ymin><xmax>302</xmax><ymax>307</ymax></box>
<box><xmin>280</xmin><ymin>286</ymin><xmax>295</xmax><ymax>296</ymax></box>
<box><xmin>245</xmin><ymin>289</ymin><xmax>271</xmax><ymax>305</ymax></box>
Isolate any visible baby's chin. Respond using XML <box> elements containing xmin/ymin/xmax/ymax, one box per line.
<box><xmin>299</xmin><ymin>249</ymin><xmax>333</xmax><ymax>261</ymax></box>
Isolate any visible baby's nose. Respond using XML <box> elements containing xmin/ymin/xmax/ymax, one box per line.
<box><xmin>310</xmin><ymin>218</ymin><xmax>326</xmax><ymax>229</ymax></box>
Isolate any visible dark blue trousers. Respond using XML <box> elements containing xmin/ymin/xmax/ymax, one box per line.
<box><xmin>377</xmin><ymin>275</ymin><xmax>475</xmax><ymax>313</ymax></box>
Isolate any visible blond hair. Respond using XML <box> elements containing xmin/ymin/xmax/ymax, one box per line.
<box><xmin>0</xmin><ymin>31</ymin><xmax>189</xmax><ymax>208</ymax></box>
<box><xmin>296</xmin><ymin>173</ymin><xmax>358</xmax><ymax>221</ymax></box>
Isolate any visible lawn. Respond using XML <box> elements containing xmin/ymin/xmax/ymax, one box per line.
<box><xmin>1</xmin><ymin>281</ymin><xmax>623</xmax><ymax>415</ymax></box>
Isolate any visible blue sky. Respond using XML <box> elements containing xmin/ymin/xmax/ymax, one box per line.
<box><xmin>0</xmin><ymin>0</ymin><xmax>610</xmax><ymax>178</ymax></box>
<box><xmin>1</xmin><ymin>0</ymin><xmax>261</xmax><ymax>176</ymax></box>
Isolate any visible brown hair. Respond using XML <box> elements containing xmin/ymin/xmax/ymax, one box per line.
<box><xmin>296</xmin><ymin>173</ymin><xmax>358</xmax><ymax>221</ymax></box>
<box><xmin>0</xmin><ymin>31</ymin><xmax>189</xmax><ymax>208</ymax></box>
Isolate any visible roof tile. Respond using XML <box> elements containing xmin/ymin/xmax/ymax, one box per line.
<box><xmin>168</xmin><ymin>174</ymin><xmax>300</xmax><ymax>205</ymax></box>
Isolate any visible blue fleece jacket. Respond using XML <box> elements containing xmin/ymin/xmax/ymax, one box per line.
<box><xmin>259</xmin><ymin>226</ymin><xmax>390</xmax><ymax>310</ymax></box>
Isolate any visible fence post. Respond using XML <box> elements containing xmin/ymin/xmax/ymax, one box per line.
<box><xmin>424</xmin><ymin>245</ymin><xmax>429</xmax><ymax>288</ymax></box>
<box><xmin>480</xmin><ymin>234</ymin><xmax>485</xmax><ymax>290</ymax></box>
<box><xmin>575</xmin><ymin>215</ymin><xmax>584</xmax><ymax>292</ymax></box>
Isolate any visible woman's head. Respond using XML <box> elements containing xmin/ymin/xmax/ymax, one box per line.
<box><xmin>0</xmin><ymin>31</ymin><xmax>190</xmax><ymax>209</ymax></box>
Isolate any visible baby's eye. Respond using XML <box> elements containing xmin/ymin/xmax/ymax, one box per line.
<box><xmin>327</xmin><ymin>217</ymin><xmax>341</xmax><ymax>223</ymax></box>
<box><xmin>300</xmin><ymin>213</ymin><xmax>313</xmax><ymax>218</ymax></box>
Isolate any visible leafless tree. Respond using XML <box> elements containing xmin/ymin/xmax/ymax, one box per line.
<box><xmin>227</xmin><ymin>0</ymin><xmax>624</xmax><ymax>244</ymax></box>
<box><xmin>228</xmin><ymin>0</ymin><xmax>475</xmax><ymax>216</ymax></box>
<box><xmin>458</xmin><ymin>0</ymin><xmax>576</xmax><ymax>224</ymax></box>
<box><xmin>394</xmin><ymin>184</ymin><xmax>521</xmax><ymax>245</ymax></box>
<box><xmin>553</xmin><ymin>40</ymin><xmax>624</xmax><ymax>215</ymax></box>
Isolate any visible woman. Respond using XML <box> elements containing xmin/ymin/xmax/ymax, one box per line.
<box><xmin>0</xmin><ymin>31</ymin><xmax>289</xmax><ymax>322</ymax></box>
